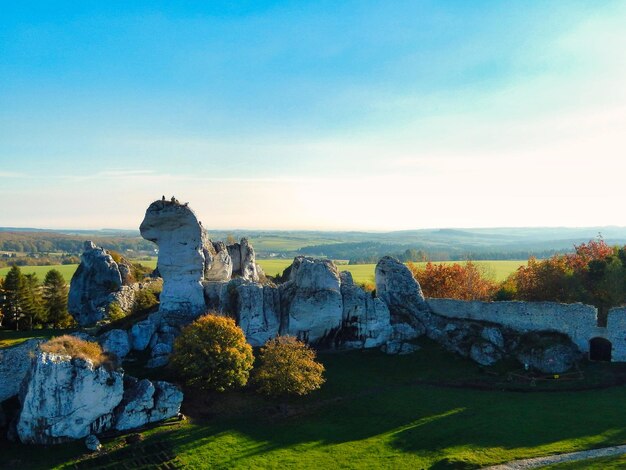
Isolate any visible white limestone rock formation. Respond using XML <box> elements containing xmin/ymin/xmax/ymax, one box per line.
<box><xmin>129</xmin><ymin>314</ymin><xmax>160</xmax><ymax>351</ymax></box>
<box><xmin>375</xmin><ymin>256</ymin><xmax>429</xmax><ymax>329</ymax></box>
<box><xmin>279</xmin><ymin>257</ymin><xmax>344</xmax><ymax>345</ymax></box>
<box><xmin>85</xmin><ymin>434</ymin><xmax>102</xmax><ymax>452</ymax></box>
<box><xmin>228</xmin><ymin>238</ymin><xmax>259</xmax><ymax>281</ymax></box>
<box><xmin>0</xmin><ymin>339</ymin><xmax>42</xmax><ymax>402</ymax></box>
<box><xmin>16</xmin><ymin>352</ymin><xmax>125</xmax><ymax>444</ymax></box>
<box><xmin>14</xmin><ymin>349</ymin><xmax>183</xmax><ymax>444</ymax></box>
<box><xmin>203</xmin><ymin>239</ymin><xmax>233</xmax><ymax>281</ymax></box>
<box><xmin>339</xmin><ymin>272</ymin><xmax>391</xmax><ymax>349</ymax></box>
<box><xmin>218</xmin><ymin>279</ymin><xmax>281</xmax><ymax>347</ymax></box>
<box><xmin>68</xmin><ymin>241</ymin><xmax>129</xmax><ymax>326</ymax></box>
<box><xmin>140</xmin><ymin>199</ymin><xmax>206</xmax><ymax>317</ymax></box>
<box><xmin>99</xmin><ymin>329</ymin><xmax>131</xmax><ymax>360</ymax></box>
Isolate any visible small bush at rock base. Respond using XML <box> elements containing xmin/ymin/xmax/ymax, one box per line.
<box><xmin>170</xmin><ymin>314</ymin><xmax>254</xmax><ymax>392</ymax></box>
<box><xmin>253</xmin><ymin>336</ymin><xmax>325</xmax><ymax>397</ymax></box>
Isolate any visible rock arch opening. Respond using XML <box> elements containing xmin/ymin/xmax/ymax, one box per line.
<box><xmin>589</xmin><ymin>337</ymin><xmax>612</xmax><ymax>362</ymax></box>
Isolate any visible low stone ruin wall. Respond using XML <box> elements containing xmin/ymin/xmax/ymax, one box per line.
<box><xmin>606</xmin><ymin>308</ymin><xmax>626</xmax><ymax>361</ymax></box>
<box><xmin>426</xmin><ymin>298</ymin><xmax>598</xmax><ymax>353</ymax></box>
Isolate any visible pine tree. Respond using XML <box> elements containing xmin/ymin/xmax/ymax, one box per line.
<box><xmin>1</xmin><ymin>265</ymin><xmax>25</xmax><ymax>330</ymax></box>
<box><xmin>42</xmin><ymin>269</ymin><xmax>71</xmax><ymax>329</ymax></box>
<box><xmin>21</xmin><ymin>273</ymin><xmax>45</xmax><ymax>330</ymax></box>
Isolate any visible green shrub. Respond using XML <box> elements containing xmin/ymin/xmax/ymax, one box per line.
<box><xmin>253</xmin><ymin>336</ymin><xmax>325</xmax><ymax>397</ymax></box>
<box><xmin>170</xmin><ymin>314</ymin><xmax>254</xmax><ymax>391</ymax></box>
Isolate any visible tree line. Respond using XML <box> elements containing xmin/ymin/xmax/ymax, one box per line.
<box><xmin>0</xmin><ymin>266</ymin><xmax>73</xmax><ymax>330</ymax></box>
<box><xmin>410</xmin><ymin>237</ymin><xmax>626</xmax><ymax>324</ymax></box>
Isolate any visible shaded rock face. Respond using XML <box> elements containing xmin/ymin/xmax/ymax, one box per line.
<box><xmin>68</xmin><ymin>241</ymin><xmax>127</xmax><ymax>326</ymax></box>
<box><xmin>114</xmin><ymin>378</ymin><xmax>182</xmax><ymax>431</ymax></box>
<box><xmin>514</xmin><ymin>333</ymin><xmax>581</xmax><ymax>374</ymax></box>
<box><xmin>0</xmin><ymin>339</ymin><xmax>43</xmax><ymax>402</ymax></box>
<box><xmin>99</xmin><ymin>329</ymin><xmax>131</xmax><ymax>360</ymax></box>
<box><xmin>14</xmin><ymin>351</ymin><xmax>183</xmax><ymax>445</ymax></box>
<box><xmin>16</xmin><ymin>353</ymin><xmax>125</xmax><ymax>444</ymax></box>
<box><xmin>140</xmin><ymin>200</ymin><xmax>206</xmax><ymax>317</ymax></box>
<box><xmin>375</xmin><ymin>256</ymin><xmax>429</xmax><ymax>326</ymax></box>
<box><xmin>340</xmin><ymin>272</ymin><xmax>391</xmax><ymax>349</ymax></box>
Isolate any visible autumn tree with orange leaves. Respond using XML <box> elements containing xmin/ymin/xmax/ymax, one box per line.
<box><xmin>408</xmin><ymin>261</ymin><xmax>498</xmax><ymax>301</ymax></box>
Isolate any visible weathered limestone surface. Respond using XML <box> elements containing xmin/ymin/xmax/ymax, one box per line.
<box><xmin>375</xmin><ymin>256</ymin><xmax>429</xmax><ymax>325</ymax></box>
<box><xmin>68</xmin><ymin>241</ymin><xmax>127</xmax><ymax>326</ymax></box>
<box><xmin>426</xmin><ymin>298</ymin><xmax>597</xmax><ymax>352</ymax></box>
<box><xmin>140</xmin><ymin>200</ymin><xmax>206</xmax><ymax>317</ymax></box>
<box><xmin>99</xmin><ymin>329</ymin><xmax>131</xmax><ymax>360</ymax></box>
<box><xmin>16</xmin><ymin>353</ymin><xmax>125</xmax><ymax>444</ymax></box>
<box><xmin>340</xmin><ymin>272</ymin><xmax>391</xmax><ymax>349</ymax></box>
<box><xmin>280</xmin><ymin>257</ymin><xmax>343</xmax><ymax>345</ymax></box>
<box><xmin>203</xmin><ymin>240</ymin><xmax>232</xmax><ymax>281</ymax></box>
<box><xmin>606</xmin><ymin>308</ymin><xmax>626</xmax><ymax>361</ymax></box>
<box><xmin>0</xmin><ymin>339</ymin><xmax>42</xmax><ymax>402</ymax></box>
<box><xmin>227</xmin><ymin>238</ymin><xmax>259</xmax><ymax>281</ymax></box>
<box><xmin>14</xmin><ymin>351</ymin><xmax>183</xmax><ymax>444</ymax></box>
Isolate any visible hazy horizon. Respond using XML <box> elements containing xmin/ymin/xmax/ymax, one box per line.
<box><xmin>2</xmin><ymin>2</ymin><xmax>626</xmax><ymax>230</ymax></box>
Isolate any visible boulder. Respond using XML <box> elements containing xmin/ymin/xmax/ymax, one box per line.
<box><xmin>16</xmin><ymin>352</ymin><xmax>124</xmax><ymax>444</ymax></box>
<box><xmin>129</xmin><ymin>314</ymin><xmax>159</xmax><ymax>351</ymax></box>
<box><xmin>85</xmin><ymin>434</ymin><xmax>102</xmax><ymax>452</ymax></box>
<box><xmin>481</xmin><ymin>327</ymin><xmax>505</xmax><ymax>350</ymax></box>
<box><xmin>114</xmin><ymin>377</ymin><xmax>156</xmax><ymax>431</ymax></box>
<box><xmin>140</xmin><ymin>199</ymin><xmax>206</xmax><ymax>317</ymax></box>
<box><xmin>68</xmin><ymin>241</ymin><xmax>126</xmax><ymax>326</ymax></box>
<box><xmin>375</xmin><ymin>256</ymin><xmax>429</xmax><ymax>326</ymax></box>
<box><xmin>381</xmin><ymin>340</ymin><xmax>420</xmax><ymax>355</ymax></box>
<box><xmin>0</xmin><ymin>339</ymin><xmax>42</xmax><ymax>402</ymax></box>
<box><xmin>515</xmin><ymin>334</ymin><xmax>581</xmax><ymax>374</ymax></box>
<box><xmin>150</xmin><ymin>381</ymin><xmax>184</xmax><ymax>423</ymax></box>
<box><xmin>99</xmin><ymin>329</ymin><xmax>131</xmax><ymax>360</ymax></box>
<box><xmin>469</xmin><ymin>341</ymin><xmax>502</xmax><ymax>366</ymax></box>
<box><xmin>280</xmin><ymin>257</ymin><xmax>343</xmax><ymax>345</ymax></box>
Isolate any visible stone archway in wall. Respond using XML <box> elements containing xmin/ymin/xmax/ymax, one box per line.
<box><xmin>589</xmin><ymin>337</ymin><xmax>612</xmax><ymax>362</ymax></box>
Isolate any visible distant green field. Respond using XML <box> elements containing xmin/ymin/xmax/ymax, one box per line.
<box><xmin>259</xmin><ymin>259</ymin><xmax>525</xmax><ymax>283</ymax></box>
<box><xmin>0</xmin><ymin>259</ymin><xmax>524</xmax><ymax>284</ymax></box>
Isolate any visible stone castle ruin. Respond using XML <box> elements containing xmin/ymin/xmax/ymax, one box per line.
<box><xmin>67</xmin><ymin>198</ymin><xmax>626</xmax><ymax>372</ymax></box>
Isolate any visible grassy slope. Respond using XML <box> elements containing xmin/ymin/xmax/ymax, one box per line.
<box><xmin>3</xmin><ymin>340</ymin><xmax>626</xmax><ymax>469</ymax></box>
<box><xmin>1</xmin><ymin>260</ymin><xmax>524</xmax><ymax>284</ymax></box>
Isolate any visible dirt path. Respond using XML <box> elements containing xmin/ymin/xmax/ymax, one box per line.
<box><xmin>484</xmin><ymin>444</ymin><xmax>626</xmax><ymax>469</ymax></box>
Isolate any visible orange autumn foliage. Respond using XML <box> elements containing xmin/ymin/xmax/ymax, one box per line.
<box><xmin>408</xmin><ymin>261</ymin><xmax>498</xmax><ymax>301</ymax></box>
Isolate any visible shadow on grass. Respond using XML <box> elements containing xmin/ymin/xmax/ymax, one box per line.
<box><xmin>7</xmin><ymin>341</ymin><xmax>626</xmax><ymax>469</ymax></box>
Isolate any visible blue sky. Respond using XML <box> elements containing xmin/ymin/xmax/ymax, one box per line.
<box><xmin>1</xmin><ymin>1</ymin><xmax>625</xmax><ymax>230</ymax></box>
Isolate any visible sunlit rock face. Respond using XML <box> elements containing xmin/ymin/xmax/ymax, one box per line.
<box><xmin>14</xmin><ymin>351</ymin><xmax>183</xmax><ymax>445</ymax></box>
<box><xmin>0</xmin><ymin>339</ymin><xmax>43</xmax><ymax>402</ymax></box>
<box><xmin>16</xmin><ymin>352</ymin><xmax>124</xmax><ymax>444</ymax></box>
<box><xmin>279</xmin><ymin>257</ymin><xmax>344</xmax><ymax>345</ymax></box>
<box><xmin>375</xmin><ymin>256</ymin><xmax>429</xmax><ymax>327</ymax></box>
<box><xmin>140</xmin><ymin>199</ymin><xmax>206</xmax><ymax>317</ymax></box>
<box><xmin>227</xmin><ymin>238</ymin><xmax>259</xmax><ymax>281</ymax></box>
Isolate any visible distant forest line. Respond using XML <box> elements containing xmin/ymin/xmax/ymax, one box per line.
<box><xmin>3</xmin><ymin>226</ymin><xmax>626</xmax><ymax>265</ymax></box>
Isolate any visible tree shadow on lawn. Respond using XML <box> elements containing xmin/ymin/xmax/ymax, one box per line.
<box><xmin>108</xmin><ymin>383</ymin><xmax>626</xmax><ymax>469</ymax></box>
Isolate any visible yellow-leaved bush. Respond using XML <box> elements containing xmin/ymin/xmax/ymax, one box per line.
<box><xmin>253</xmin><ymin>336</ymin><xmax>325</xmax><ymax>397</ymax></box>
<box><xmin>170</xmin><ymin>314</ymin><xmax>254</xmax><ymax>392</ymax></box>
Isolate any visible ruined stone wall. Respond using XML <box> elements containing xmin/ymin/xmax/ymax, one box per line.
<box><xmin>426</xmin><ymin>298</ymin><xmax>598</xmax><ymax>352</ymax></box>
<box><xmin>606</xmin><ymin>308</ymin><xmax>626</xmax><ymax>361</ymax></box>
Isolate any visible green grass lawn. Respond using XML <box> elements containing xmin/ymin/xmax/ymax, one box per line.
<box><xmin>3</xmin><ymin>339</ymin><xmax>626</xmax><ymax>469</ymax></box>
<box><xmin>0</xmin><ymin>328</ymin><xmax>77</xmax><ymax>349</ymax></box>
